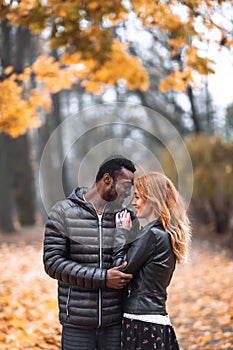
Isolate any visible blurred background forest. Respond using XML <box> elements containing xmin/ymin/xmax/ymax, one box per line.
<box><xmin>0</xmin><ymin>0</ymin><xmax>233</xmax><ymax>248</ymax></box>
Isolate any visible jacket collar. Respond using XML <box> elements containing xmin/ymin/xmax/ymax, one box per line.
<box><xmin>141</xmin><ymin>219</ymin><xmax>163</xmax><ymax>233</ymax></box>
<box><xmin>67</xmin><ymin>187</ymin><xmax>122</xmax><ymax>215</ymax></box>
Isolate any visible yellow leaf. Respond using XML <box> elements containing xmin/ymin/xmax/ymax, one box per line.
<box><xmin>4</xmin><ymin>66</ymin><xmax>14</xmax><ymax>75</ymax></box>
<box><xmin>87</xmin><ymin>2</ymin><xmax>99</xmax><ymax>10</ymax></box>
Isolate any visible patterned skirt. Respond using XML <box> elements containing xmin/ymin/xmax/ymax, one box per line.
<box><xmin>121</xmin><ymin>317</ymin><xmax>180</xmax><ymax>350</ymax></box>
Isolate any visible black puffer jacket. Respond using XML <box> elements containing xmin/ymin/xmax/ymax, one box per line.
<box><xmin>43</xmin><ymin>187</ymin><xmax>136</xmax><ymax>329</ymax></box>
<box><xmin>113</xmin><ymin>220</ymin><xmax>176</xmax><ymax>315</ymax></box>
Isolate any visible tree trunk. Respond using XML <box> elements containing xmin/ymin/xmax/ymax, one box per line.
<box><xmin>1</xmin><ymin>19</ymin><xmax>11</xmax><ymax>70</ymax></box>
<box><xmin>0</xmin><ymin>134</ymin><xmax>15</xmax><ymax>232</ymax></box>
<box><xmin>14</xmin><ymin>26</ymin><xmax>31</xmax><ymax>73</ymax></box>
<box><xmin>205</xmin><ymin>81</ymin><xmax>214</xmax><ymax>134</ymax></box>
<box><xmin>36</xmin><ymin>114</ymin><xmax>56</xmax><ymax>220</ymax></box>
<box><xmin>186</xmin><ymin>84</ymin><xmax>201</xmax><ymax>133</ymax></box>
<box><xmin>9</xmin><ymin>26</ymin><xmax>37</xmax><ymax>226</ymax></box>
<box><xmin>11</xmin><ymin>135</ymin><xmax>36</xmax><ymax>225</ymax></box>
<box><xmin>50</xmin><ymin>49</ymin><xmax>71</xmax><ymax>196</ymax></box>
<box><xmin>51</xmin><ymin>91</ymin><xmax>70</xmax><ymax>196</ymax></box>
<box><xmin>0</xmin><ymin>20</ymin><xmax>16</xmax><ymax>232</ymax></box>
<box><xmin>211</xmin><ymin>201</ymin><xmax>230</xmax><ymax>234</ymax></box>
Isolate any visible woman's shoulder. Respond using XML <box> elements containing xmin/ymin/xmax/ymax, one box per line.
<box><xmin>147</xmin><ymin>222</ymin><xmax>171</xmax><ymax>242</ymax></box>
<box><xmin>143</xmin><ymin>220</ymin><xmax>164</xmax><ymax>233</ymax></box>
<box><xmin>137</xmin><ymin>221</ymin><xmax>165</xmax><ymax>241</ymax></box>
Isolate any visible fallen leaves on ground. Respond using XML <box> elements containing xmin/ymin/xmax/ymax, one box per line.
<box><xmin>167</xmin><ymin>240</ymin><xmax>233</xmax><ymax>350</ymax></box>
<box><xmin>0</xmin><ymin>243</ymin><xmax>60</xmax><ymax>350</ymax></box>
<box><xmin>0</xmin><ymin>239</ymin><xmax>232</xmax><ymax>349</ymax></box>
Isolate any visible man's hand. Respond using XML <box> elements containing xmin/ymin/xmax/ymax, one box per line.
<box><xmin>106</xmin><ymin>262</ymin><xmax>132</xmax><ymax>289</ymax></box>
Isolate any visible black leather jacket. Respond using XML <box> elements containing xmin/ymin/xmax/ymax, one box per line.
<box><xmin>43</xmin><ymin>187</ymin><xmax>138</xmax><ymax>329</ymax></box>
<box><xmin>113</xmin><ymin>220</ymin><xmax>176</xmax><ymax>315</ymax></box>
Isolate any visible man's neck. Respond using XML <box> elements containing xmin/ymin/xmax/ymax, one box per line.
<box><xmin>84</xmin><ymin>186</ymin><xmax>106</xmax><ymax>213</ymax></box>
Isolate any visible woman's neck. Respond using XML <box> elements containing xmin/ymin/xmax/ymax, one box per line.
<box><xmin>145</xmin><ymin>212</ymin><xmax>158</xmax><ymax>223</ymax></box>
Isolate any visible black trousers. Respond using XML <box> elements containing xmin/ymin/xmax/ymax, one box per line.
<box><xmin>62</xmin><ymin>324</ymin><xmax>121</xmax><ymax>350</ymax></box>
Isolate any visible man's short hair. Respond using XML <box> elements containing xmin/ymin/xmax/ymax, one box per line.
<box><xmin>95</xmin><ymin>155</ymin><xmax>136</xmax><ymax>183</ymax></box>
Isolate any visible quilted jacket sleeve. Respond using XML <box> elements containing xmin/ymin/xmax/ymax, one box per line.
<box><xmin>112</xmin><ymin>209</ymin><xmax>140</xmax><ymax>267</ymax></box>
<box><xmin>112</xmin><ymin>227</ymin><xmax>131</xmax><ymax>267</ymax></box>
<box><xmin>43</xmin><ymin>202</ymin><xmax>107</xmax><ymax>290</ymax></box>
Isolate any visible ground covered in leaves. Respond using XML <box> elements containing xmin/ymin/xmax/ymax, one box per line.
<box><xmin>0</xmin><ymin>229</ymin><xmax>232</xmax><ymax>350</ymax></box>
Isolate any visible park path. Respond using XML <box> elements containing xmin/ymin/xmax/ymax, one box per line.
<box><xmin>0</xmin><ymin>227</ymin><xmax>232</xmax><ymax>350</ymax></box>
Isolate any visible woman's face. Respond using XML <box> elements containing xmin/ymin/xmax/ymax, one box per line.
<box><xmin>131</xmin><ymin>191</ymin><xmax>153</xmax><ymax>220</ymax></box>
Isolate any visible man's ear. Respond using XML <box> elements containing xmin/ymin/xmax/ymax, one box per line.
<box><xmin>103</xmin><ymin>173</ymin><xmax>112</xmax><ymax>184</ymax></box>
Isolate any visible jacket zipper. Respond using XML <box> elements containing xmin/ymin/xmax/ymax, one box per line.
<box><xmin>98</xmin><ymin>214</ymin><xmax>103</xmax><ymax>328</ymax></box>
<box><xmin>90</xmin><ymin>202</ymin><xmax>105</xmax><ymax>328</ymax></box>
<box><xmin>66</xmin><ymin>286</ymin><xmax>72</xmax><ymax>319</ymax></box>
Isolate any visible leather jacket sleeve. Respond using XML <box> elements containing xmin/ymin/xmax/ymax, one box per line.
<box><xmin>43</xmin><ymin>202</ymin><xmax>107</xmax><ymax>290</ymax></box>
<box><xmin>121</xmin><ymin>229</ymin><xmax>156</xmax><ymax>274</ymax></box>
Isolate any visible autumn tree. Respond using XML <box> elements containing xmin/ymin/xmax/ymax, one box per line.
<box><xmin>117</xmin><ymin>1</ymin><xmax>232</xmax><ymax>133</ymax></box>
<box><xmin>0</xmin><ymin>0</ymin><xmax>232</xmax><ymax>137</ymax></box>
<box><xmin>0</xmin><ymin>18</ymin><xmax>38</xmax><ymax>232</ymax></box>
<box><xmin>0</xmin><ymin>0</ymin><xmax>149</xmax><ymax>137</ymax></box>
<box><xmin>162</xmin><ymin>134</ymin><xmax>233</xmax><ymax>235</ymax></box>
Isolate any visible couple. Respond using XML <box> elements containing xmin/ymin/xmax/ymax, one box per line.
<box><xmin>43</xmin><ymin>156</ymin><xmax>191</xmax><ymax>350</ymax></box>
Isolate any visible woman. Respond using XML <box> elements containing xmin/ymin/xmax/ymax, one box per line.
<box><xmin>114</xmin><ymin>172</ymin><xmax>191</xmax><ymax>350</ymax></box>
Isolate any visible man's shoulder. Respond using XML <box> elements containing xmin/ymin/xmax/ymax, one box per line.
<box><xmin>49</xmin><ymin>197</ymin><xmax>77</xmax><ymax>215</ymax></box>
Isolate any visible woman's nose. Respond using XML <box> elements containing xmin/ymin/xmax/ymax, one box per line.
<box><xmin>131</xmin><ymin>198</ymin><xmax>136</xmax><ymax>206</ymax></box>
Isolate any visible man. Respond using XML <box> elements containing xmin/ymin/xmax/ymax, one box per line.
<box><xmin>43</xmin><ymin>156</ymin><xmax>137</xmax><ymax>350</ymax></box>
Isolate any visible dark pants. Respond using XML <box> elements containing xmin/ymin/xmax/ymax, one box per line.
<box><xmin>62</xmin><ymin>324</ymin><xmax>121</xmax><ymax>350</ymax></box>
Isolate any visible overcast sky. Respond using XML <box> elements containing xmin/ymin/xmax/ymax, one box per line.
<box><xmin>208</xmin><ymin>48</ymin><xmax>233</xmax><ymax>108</ymax></box>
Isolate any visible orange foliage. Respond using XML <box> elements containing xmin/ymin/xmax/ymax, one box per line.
<box><xmin>186</xmin><ymin>47</ymin><xmax>215</xmax><ymax>75</ymax></box>
<box><xmin>0</xmin><ymin>0</ymin><xmax>232</xmax><ymax>136</ymax></box>
<box><xmin>0</xmin><ymin>75</ymin><xmax>47</xmax><ymax>138</ymax></box>
<box><xmin>132</xmin><ymin>0</ymin><xmax>231</xmax><ymax>92</ymax></box>
<box><xmin>159</xmin><ymin>68</ymin><xmax>195</xmax><ymax>92</ymax></box>
<box><xmin>31</xmin><ymin>54</ymin><xmax>74</xmax><ymax>94</ymax></box>
<box><xmin>80</xmin><ymin>39</ymin><xmax>149</xmax><ymax>93</ymax></box>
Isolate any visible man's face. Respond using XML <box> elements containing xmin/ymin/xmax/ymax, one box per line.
<box><xmin>104</xmin><ymin>168</ymin><xmax>134</xmax><ymax>204</ymax></box>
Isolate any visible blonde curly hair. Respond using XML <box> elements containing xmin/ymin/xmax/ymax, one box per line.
<box><xmin>135</xmin><ymin>172</ymin><xmax>191</xmax><ymax>263</ymax></box>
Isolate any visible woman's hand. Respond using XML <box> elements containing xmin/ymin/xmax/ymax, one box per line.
<box><xmin>116</xmin><ymin>210</ymin><xmax>132</xmax><ymax>231</ymax></box>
